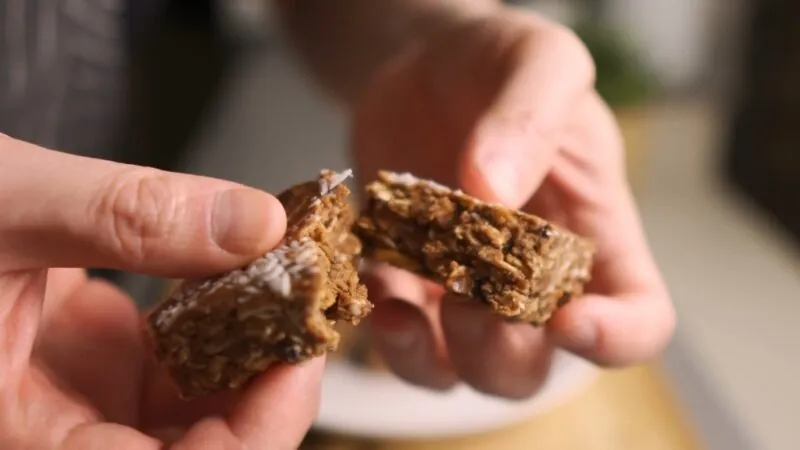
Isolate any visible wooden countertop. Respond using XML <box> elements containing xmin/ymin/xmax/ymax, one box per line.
<box><xmin>301</xmin><ymin>364</ymin><xmax>702</xmax><ymax>450</ymax></box>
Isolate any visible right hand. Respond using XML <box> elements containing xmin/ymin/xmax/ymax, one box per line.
<box><xmin>0</xmin><ymin>135</ymin><xmax>321</xmax><ymax>449</ymax></box>
<box><xmin>352</xmin><ymin>8</ymin><xmax>673</xmax><ymax>398</ymax></box>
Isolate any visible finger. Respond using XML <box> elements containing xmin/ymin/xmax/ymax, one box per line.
<box><xmin>139</xmin><ymin>317</ymin><xmax>243</xmax><ymax>430</ymax></box>
<box><xmin>139</xmin><ymin>360</ymin><xmax>242</xmax><ymax>430</ymax></box>
<box><xmin>370</xmin><ymin>300</ymin><xmax>457</xmax><ymax>390</ymax></box>
<box><xmin>565</xmin><ymin>244</ymin><xmax>675</xmax><ymax>367</ymax></box>
<box><xmin>161</xmin><ymin>359</ymin><xmax>325</xmax><ymax>449</ymax></box>
<box><xmin>0</xmin><ymin>135</ymin><xmax>286</xmax><ymax>277</ymax></box>
<box><xmin>0</xmin><ymin>270</ymin><xmax>47</xmax><ymax>382</ymax></box>
<box><xmin>457</xmin><ymin>15</ymin><xmax>595</xmax><ymax>207</ymax></box>
<box><xmin>441</xmin><ymin>298</ymin><xmax>553</xmax><ymax>399</ymax></box>
<box><xmin>225</xmin><ymin>357</ymin><xmax>326</xmax><ymax>449</ymax></box>
<box><xmin>142</xmin><ymin>358</ymin><xmax>325</xmax><ymax>449</ymax></box>
<box><xmin>42</xmin><ymin>269</ymin><xmax>87</xmax><ymax>304</ymax></box>
<box><xmin>40</xmin><ymin>268</ymin><xmax>86</xmax><ymax>326</ymax></box>
<box><xmin>59</xmin><ymin>424</ymin><xmax>161</xmax><ymax>450</ymax></box>
<box><xmin>542</xmin><ymin>92</ymin><xmax>675</xmax><ymax>365</ymax></box>
<box><xmin>548</xmin><ymin>291</ymin><xmax>675</xmax><ymax>367</ymax></box>
<box><xmin>33</xmin><ymin>278</ymin><xmax>145</xmax><ymax>425</ymax></box>
<box><xmin>363</xmin><ymin>265</ymin><xmax>457</xmax><ymax>390</ymax></box>
<box><xmin>361</xmin><ymin>262</ymin><xmax>443</xmax><ymax>310</ymax></box>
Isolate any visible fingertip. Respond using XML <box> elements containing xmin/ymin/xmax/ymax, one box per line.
<box><xmin>228</xmin><ymin>357</ymin><xmax>326</xmax><ymax>448</ymax></box>
<box><xmin>243</xmin><ymin>355</ymin><xmax>326</xmax><ymax>407</ymax></box>
<box><xmin>360</xmin><ymin>265</ymin><xmax>456</xmax><ymax>389</ymax></box>
<box><xmin>371</xmin><ymin>300</ymin><xmax>457</xmax><ymax>390</ymax></box>
<box><xmin>548</xmin><ymin>294</ymin><xmax>676</xmax><ymax>367</ymax></box>
<box><xmin>458</xmin><ymin>152</ymin><xmax>505</xmax><ymax>204</ymax></box>
<box><xmin>458</xmin><ymin>117</ymin><xmax>555</xmax><ymax>208</ymax></box>
<box><xmin>176</xmin><ymin>357</ymin><xmax>326</xmax><ymax>450</ymax></box>
<box><xmin>442</xmin><ymin>298</ymin><xmax>552</xmax><ymax>399</ymax></box>
<box><xmin>211</xmin><ymin>188</ymin><xmax>287</xmax><ymax>258</ymax></box>
<box><xmin>547</xmin><ymin>298</ymin><xmax>599</xmax><ymax>357</ymax></box>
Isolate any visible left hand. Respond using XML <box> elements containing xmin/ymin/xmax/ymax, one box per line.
<box><xmin>351</xmin><ymin>8</ymin><xmax>674</xmax><ymax>399</ymax></box>
<box><xmin>0</xmin><ymin>137</ymin><xmax>322</xmax><ymax>449</ymax></box>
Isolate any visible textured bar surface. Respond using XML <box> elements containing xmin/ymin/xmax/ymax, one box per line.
<box><xmin>353</xmin><ymin>171</ymin><xmax>595</xmax><ymax>325</ymax></box>
<box><xmin>147</xmin><ymin>169</ymin><xmax>371</xmax><ymax>398</ymax></box>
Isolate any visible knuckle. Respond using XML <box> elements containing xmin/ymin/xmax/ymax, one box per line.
<box><xmin>89</xmin><ymin>168</ymin><xmax>181</xmax><ymax>266</ymax></box>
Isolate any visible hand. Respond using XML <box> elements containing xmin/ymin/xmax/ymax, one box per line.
<box><xmin>351</xmin><ymin>9</ymin><xmax>674</xmax><ymax>398</ymax></box>
<box><xmin>0</xmin><ymin>135</ymin><xmax>321</xmax><ymax>449</ymax></box>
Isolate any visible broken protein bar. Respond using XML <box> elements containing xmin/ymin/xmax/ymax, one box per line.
<box><xmin>353</xmin><ymin>171</ymin><xmax>595</xmax><ymax>325</ymax></box>
<box><xmin>146</xmin><ymin>169</ymin><xmax>371</xmax><ymax>398</ymax></box>
<box><xmin>147</xmin><ymin>167</ymin><xmax>595</xmax><ymax>397</ymax></box>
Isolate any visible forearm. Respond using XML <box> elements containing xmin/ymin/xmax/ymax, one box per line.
<box><xmin>274</xmin><ymin>0</ymin><xmax>499</xmax><ymax>105</ymax></box>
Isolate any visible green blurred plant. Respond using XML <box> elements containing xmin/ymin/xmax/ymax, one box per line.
<box><xmin>573</xmin><ymin>21</ymin><xmax>659</xmax><ymax>108</ymax></box>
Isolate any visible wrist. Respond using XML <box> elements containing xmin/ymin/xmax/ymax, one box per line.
<box><xmin>276</xmin><ymin>0</ymin><xmax>503</xmax><ymax>107</ymax></box>
<box><xmin>348</xmin><ymin>2</ymin><xmax>500</xmax><ymax>104</ymax></box>
<box><xmin>393</xmin><ymin>1</ymin><xmax>500</xmax><ymax>41</ymax></box>
<box><xmin>343</xmin><ymin>1</ymin><xmax>502</xmax><ymax>106</ymax></box>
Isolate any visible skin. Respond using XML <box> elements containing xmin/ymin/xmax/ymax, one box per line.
<box><xmin>280</xmin><ymin>1</ymin><xmax>674</xmax><ymax>396</ymax></box>
<box><xmin>0</xmin><ymin>1</ymin><xmax>674</xmax><ymax>448</ymax></box>
<box><xmin>0</xmin><ymin>136</ymin><xmax>322</xmax><ymax>449</ymax></box>
<box><xmin>349</xmin><ymin>10</ymin><xmax>675</xmax><ymax>397</ymax></box>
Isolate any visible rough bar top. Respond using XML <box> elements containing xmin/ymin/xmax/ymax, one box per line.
<box><xmin>353</xmin><ymin>170</ymin><xmax>595</xmax><ymax>325</ymax></box>
<box><xmin>146</xmin><ymin>169</ymin><xmax>371</xmax><ymax>398</ymax></box>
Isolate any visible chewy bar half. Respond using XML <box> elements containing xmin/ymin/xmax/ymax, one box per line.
<box><xmin>147</xmin><ymin>169</ymin><xmax>371</xmax><ymax>398</ymax></box>
<box><xmin>353</xmin><ymin>171</ymin><xmax>595</xmax><ymax>325</ymax></box>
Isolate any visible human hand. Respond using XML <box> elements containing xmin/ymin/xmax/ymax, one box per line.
<box><xmin>351</xmin><ymin>9</ymin><xmax>674</xmax><ymax>398</ymax></box>
<box><xmin>0</xmin><ymin>135</ymin><xmax>321</xmax><ymax>449</ymax></box>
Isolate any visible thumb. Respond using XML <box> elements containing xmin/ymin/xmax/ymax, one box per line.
<box><xmin>458</xmin><ymin>20</ymin><xmax>594</xmax><ymax>207</ymax></box>
<box><xmin>0</xmin><ymin>135</ymin><xmax>286</xmax><ymax>276</ymax></box>
<box><xmin>460</xmin><ymin>105</ymin><xmax>559</xmax><ymax>208</ymax></box>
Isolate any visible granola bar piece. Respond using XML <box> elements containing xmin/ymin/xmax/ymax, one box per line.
<box><xmin>353</xmin><ymin>171</ymin><xmax>595</xmax><ymax>325</ymax></box>
<box><xmin>147</xmin><ymin>169</ymin><xmax>371</xmax><ymax>398</ymax></box>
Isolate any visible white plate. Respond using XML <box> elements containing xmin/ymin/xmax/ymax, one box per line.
<box><xmin>314</xmin><ymin>351</ymin><xmax>599</xmax><ymax>440</ymax></box>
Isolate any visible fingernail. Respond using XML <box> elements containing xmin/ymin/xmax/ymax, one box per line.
<box><xmin>477</xmin><ymin>151</ymin><xmax>524</xmax><ymax>206</ymax></box>
<box><xmin>212</xmin><ymin>188</ymin><xmax>272</xmax><ymax>254</ymax></box>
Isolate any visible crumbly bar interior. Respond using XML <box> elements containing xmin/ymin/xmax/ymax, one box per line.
<box><xmin>353</xmin><ymin>171</ymin><xmax>595</xmax><ymax>325</ymax></box>
<box><xmin>277</xmin><ymin>170</ymin><xmax>370</xmax><ymax>324</ymax></box>
<box><xmin>147</xmin><ymin>169</ymin><xmax>370</xmax><ymax>398</ymax></box>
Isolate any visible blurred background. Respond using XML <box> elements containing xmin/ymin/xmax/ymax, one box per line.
<box><xmin>2</xmin><ymin>0</ymin><xmax>798</xmax><ymax>448</ymax></box>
